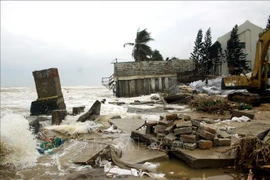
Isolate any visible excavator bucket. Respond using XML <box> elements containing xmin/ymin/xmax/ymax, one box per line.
<box><xmin>221</xmin><ymin>75</ymin><xmax>251</xmax><ymax>90</ymax></box>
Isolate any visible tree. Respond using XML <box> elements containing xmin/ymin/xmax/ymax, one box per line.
<box><xmin>190</xmin><ymin>29</ymin><xmax>203</xmax><ymax>71</ymax></box>
<box><xmin>225</xmin><ymin>25</ymin><xmax>247</xmax><ymax>75</ymax></box>
<box><xmin>151</xmin><ymin>50</ymin><xmax>163</xmax><ymax>61</ymax></box>
<box><xmin>202</xmin><ymin>28</ymin><xmax>212</xmax><ymax>74</ymax></box>
<box><xmin>209</xmin><ymin>41</ymin><xmax>225</xmax><ymax>74</ymax></box>
<box><xmin>124</xmin><ymin>28</ymin><xmax>154</xmax><ymax>62</ymax></box>
<box><xmin>265</xmin><ymin>15</ymin><xmax>270</xmax><ymax>31</ymax></box>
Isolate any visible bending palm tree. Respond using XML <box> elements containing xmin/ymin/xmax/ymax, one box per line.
<box><xmin>124</xmin><ymin>28</ymin><xmax>154</xmax><ymax>62</ymax></box>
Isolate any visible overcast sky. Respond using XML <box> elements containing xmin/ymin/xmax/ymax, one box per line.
<box><xmin>1</xmin><ymin>1</ymin><xmax>270</xmax><ymax>87</ymax></box>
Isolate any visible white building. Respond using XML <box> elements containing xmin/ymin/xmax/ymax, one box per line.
<box><xmin>216</xmin><ymin>20</ymin><xmax>264</xmax><ymax>75</ymax></box>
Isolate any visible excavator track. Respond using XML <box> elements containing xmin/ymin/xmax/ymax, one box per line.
<box><xmin>228</xmin><ymin>92</ymin><xmax>261</xmax><ymax>106</ymax></box>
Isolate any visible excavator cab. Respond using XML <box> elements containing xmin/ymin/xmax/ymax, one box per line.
<box><xmin>221</xmin><ymin>29</ymin><xmax>270</xmax><ymax>105</ymax></box>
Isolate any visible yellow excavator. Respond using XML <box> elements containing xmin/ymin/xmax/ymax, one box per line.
<box><xmin>221</xmin><ymin>28</ymin><xmax>270</xmax><ymax>105</ymax></box>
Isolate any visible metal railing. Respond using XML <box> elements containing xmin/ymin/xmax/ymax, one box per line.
<box><xmin>101</xmin><ymin>74</ymin><xmax>115</xmax><ymax>90</ymax></box>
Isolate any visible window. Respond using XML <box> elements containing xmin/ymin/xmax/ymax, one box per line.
<box><xmin>239</xmin><ymin>42</ymin><xmax>246</xmax><ymax>49</ymax></box>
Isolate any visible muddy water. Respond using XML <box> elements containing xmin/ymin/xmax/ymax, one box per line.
<box><xmin>158</xmin><ymin>158</ymin><xmax>246</xmax><ymax>180</ymax></box>
<box><xmin>0</xmin><ymin>139</ymin><xmax>247</xmax><ymax>180</ymax></box>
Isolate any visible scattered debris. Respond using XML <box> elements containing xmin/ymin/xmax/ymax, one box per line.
<box><xmin>189</xmin><ymin>95</ymin><xmax>230</xmax><ymax>114</ymax></box>
<box><xmin>72</xmin><ymin>106</ymin><xmax>85</xmax><ymax>115</ymax></box>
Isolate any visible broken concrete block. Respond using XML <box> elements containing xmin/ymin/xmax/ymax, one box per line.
<box><xmin>191</xmin><ymin>119</ymin><xmax>201</xmax><ymax>127</ymax></box>
<box><xmin>178</xmin><ymin>114</ymin><xmax>191</xmax><ymax>121</ymax></box>
<box><xmin>231</xmin><ymin>110</ymin><xmax>255</xmax><ymax>120</ymax></box>
<box><xmin>198</xmin><ymin>140</ymin><xmax>213</xmax><ymax>150</ymax></box>
<box><xmin>157</xmin><ymin>133</ymin><xmax>166</xmax><ymax>141</ymax></box>
<box><xmin>52</xmin><ymin>110</ymin><xmax>67</xmax><ymax>125</ymax></box>
<box><xmin>192</xmin><ymin>126</ymin><xmax>198</xmax><ymax>131</ymax></box>
<box><xmin>131</xmin><ymin>131</ymin><xmax>157</xmax><ymax>145</ymax></box>
<box><xmin>31</xmin><ymin>68</ymin><xmax>66</xmax><ymax>115</ymax></box>
<box><xmin>166</xmin><ymin>113</ymin><xmax>178</xmax><ymax>121</ymax></box>
<box><xmin>145</xmin><ymin>121</ymin><xmax>158</xmax><ymax>134</ymax></box>
<box><xmin>216</xmin><ymin>129</ymin><xmax>231</xmax><ymax>138</ymax></box>
<box><xmin>203</xmin><ymin>126</ymin><xmax>216</xmax><ymax>135</ymax></box>
<box><xmin>174</xmin><ymin>127</ymin><xmax>192</xmax><ymax>135</ymax></box>
<box><xmin>197</xmin><ymin>127</ymin><xmax>215</xmax><ymax>140</ymax></box>
<box><xmin>180</xmin><ymin>134</ymin><xmax>196</xmax><ymax>143</ymax></box>
<box><xmin>154</xmin><ymin>124</ymin><xmax>167</xmax><ymax>134</ymax></box>
<box><xmin>164</xmin><ymin>133</ymin><xmax>177</xmax><ymax>142</ymax></box>
<box><xmin>158</xmin><ymin>120</ymin><xmax>173</xmax><ymax>127</ymax></box>
<box><xmin>73</xmin><ymin>106</ymin><xmax>85</xmax><ymax>115</ymax></box>
<box><xmin>217</xmin><ymin>138</ymin><xmax>231</xmax><ymax>146</ymax></box>
<box><xmin>183</xmin><ymin>143</ymin><xmax>197</xmax><ymax>150</ymax></box>
<box><xmin>165</xmin><ymin>124</ymin><xmax>175</xmax><ymax>134</ymax></box>
<box><xmin>77</xmin><ymin>100</ymin><xmax>101</xmax><ymax>122</ymax></box>
<box><xmin>172</xmin><ymin>140</ymin><xmax>183</xmax><ymax>149</ymax></box>
<box><xmin>175</xmin><ymin>121</ymin><xmax>192</xmax><ymax>128</ymax></box>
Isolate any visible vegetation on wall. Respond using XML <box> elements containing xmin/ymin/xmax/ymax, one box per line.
<box><xmin>151</xmin><ymin>49</ymin><xmax>164</xmax><ymax>61</ymax></box>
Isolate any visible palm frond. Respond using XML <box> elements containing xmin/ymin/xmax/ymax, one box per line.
<box><xmin>123</xmin><ymin>43</ymin><xmax>134</xmax><ymax>48</ymax></box>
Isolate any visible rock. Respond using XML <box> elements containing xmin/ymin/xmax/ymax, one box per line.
<box><xmin>154</xmin><ymin>124</ymin><xmax>167</xmax><ymax>134</ymax></box>
<box><xmin>180</xmin><ymin>134</ymin><xmax>196</xmax><ymax>143</ymax></box>
<box><xmin>77</xmin><ymin>100</ymin><xmax>101</xmax><ymax>122</ymax></box>
<box><xmin>197</xmin><ymin>127</ymin><xmax>215</xmax><ymax>140</ymax></box>
<box><xmin>52</xmin><ymin>110</ymin><xmax>67</xmax><ymax>125</ymax></box>
<box><xmin>166</xmin><ymin>113</ymin><xmax>178</xmax><ymax>121</ymax></box>
<box><xmin>183</xmin><ymin>143</ymin><xmax>197</xmax><ymax>150</ymax></box>
<box><xmin>72</xmin><ymin>106</ymin><xmax>85</xmax><ymax>115</ymax></box>
<box><xmin>174</xmin><ymin>127</ymin><xmax>192</xmax><ymax>135</ymax></box>
<box><xmin>198</xmin><ymin>140</ymin><xmax>213</xmax><ymax>149</ymax></box>
<box><xmin>175</xmin><ymin>121</ymin><xmax>192</xmax><ymax>128</ymax></box>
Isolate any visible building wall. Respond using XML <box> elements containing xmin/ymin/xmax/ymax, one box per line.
<box><xmin>217</xmin><ymin>20</ymin><xmax>264</xmax><ymax>75</ymax></box>
<box><xmin>114</xmin><ymin>59</ymin><xmax>195</xmax><ymax>97</ymax></box>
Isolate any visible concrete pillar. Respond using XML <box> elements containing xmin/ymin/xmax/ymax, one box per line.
<box><xmin>52</xmin><ymin>110</ymin><xmax>67</xmax><ymax>125</ymax></box>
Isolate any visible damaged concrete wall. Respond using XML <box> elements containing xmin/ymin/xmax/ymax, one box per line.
<box><xmin>31</xmin><ymin>68</ymin><xmax>66</xmax><ymax>115</ymax></box>
<box><xmin>114</xmin><ymin>60</ymin><xmax>195</xmax><ymax>97</ymax></box>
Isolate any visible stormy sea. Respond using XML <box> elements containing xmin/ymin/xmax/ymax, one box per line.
<box><xmin>0</xmin><ymin>86</ymin><xmax>247</xmax><ymax>180</ymax></box>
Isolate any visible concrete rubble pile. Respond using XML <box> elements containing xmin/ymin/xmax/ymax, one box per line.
<box><xmin>131</xmin><ymin>113</ymin><xmax>231</xmax><ymax>151</ymax></box>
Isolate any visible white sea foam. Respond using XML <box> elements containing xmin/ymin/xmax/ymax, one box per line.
<box><xmin>0</xmin><ymin>113</ymin><xmax>40</xmax><ymax>169</ymax></box>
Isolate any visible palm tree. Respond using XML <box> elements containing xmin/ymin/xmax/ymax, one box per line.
<box><xmin>124</xmin><ymin>28</ymin><xmax>154</xmax><ymax>62</ymax></box>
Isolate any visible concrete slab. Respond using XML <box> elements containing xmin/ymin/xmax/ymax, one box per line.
<box><xmin>72</xmin><ymin>142</ymin><xmax>109</xmax><ymax>165</ymax></box>
<box><xmin>113</xmin><ymin>135</ymin><xmax>168</xmax><ymax>164</ymax></box>
<box><xmin>109</xmin><ymin>118</ymin><xmax>146</xmax><ymax>134</ymax></box>
<box><xmin>172</xmin><ymin>147</ymin><xmax>234</xmax><ymax>169</ymax></box>
<box><xmin>229</xmin><ymin>122</ymin><xmax>270</xmax><ymax>138</ymax></box>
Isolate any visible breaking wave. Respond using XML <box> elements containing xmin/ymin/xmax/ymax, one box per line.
<box><xmin>0</xmin><ymin>113</ymin><xmax>40</xmax><ymax>169</ymax></box>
